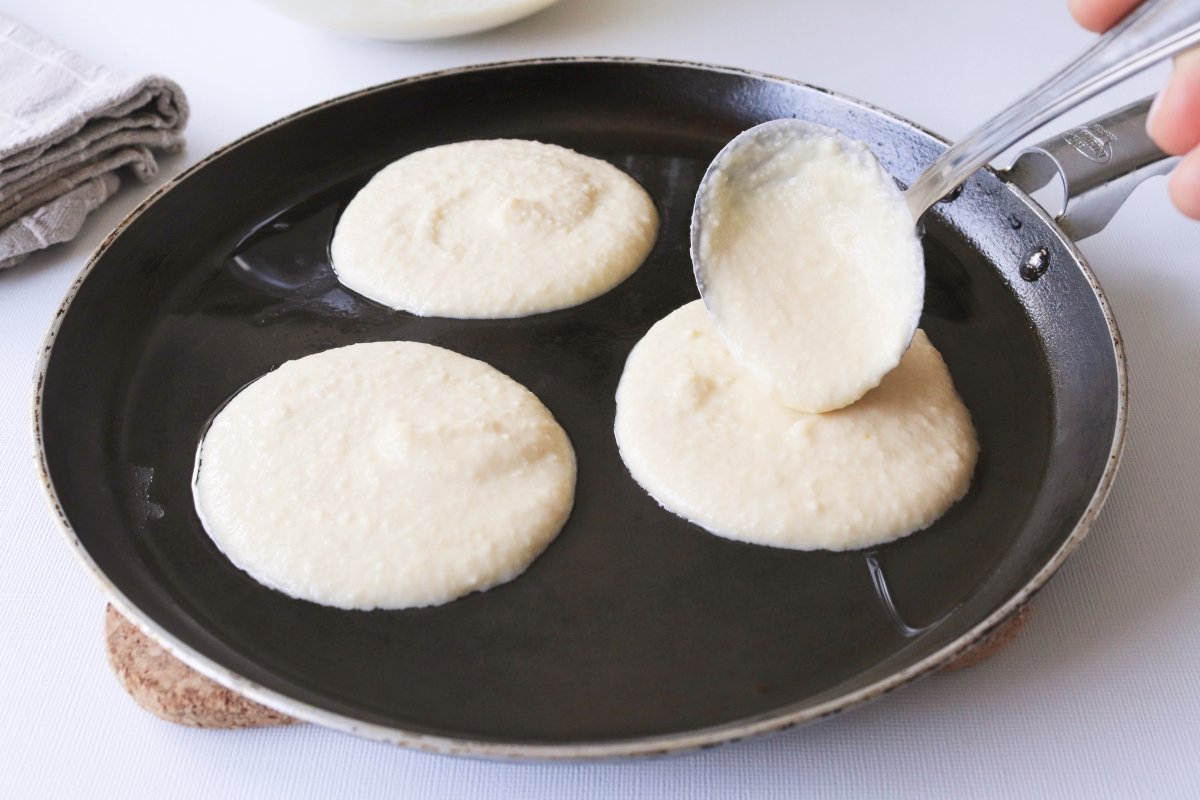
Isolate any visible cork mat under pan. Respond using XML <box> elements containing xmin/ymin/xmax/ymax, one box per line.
<box><xmin>105</xmin><ymin>604</ymin><xmax>1032</xmax><ymax>729</ymax></box>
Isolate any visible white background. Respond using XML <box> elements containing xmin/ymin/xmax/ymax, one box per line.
<box><xmin>2</xmin><ymin>0</ymin><xmax>1199</xmax><ymax>797</ymax></box>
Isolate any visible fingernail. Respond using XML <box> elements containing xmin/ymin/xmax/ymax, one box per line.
<box><xmin>1147</xmin><ymin>89</ymin><xmax>1165</xmax><ymax>138</ymax></box>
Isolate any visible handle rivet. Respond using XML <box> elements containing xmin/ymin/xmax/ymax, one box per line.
<box><xmin>1020</xmin><ymin>247</ymin><xmax>1050</xmax><ymax>282</ymax></box>
<box><xmin>938</xmin><ymin>184</ymin><xmax>964</xmax><ymax>204</ymax></box>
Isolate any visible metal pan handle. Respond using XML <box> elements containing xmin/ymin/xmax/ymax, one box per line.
<box><xmin>1004</xmin><ymin>96</ymin><xmax>1178</xmax><ymax>240</ymax></box>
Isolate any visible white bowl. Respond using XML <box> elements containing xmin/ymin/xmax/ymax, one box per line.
<box><xmin>256</xmin><ymin>0</ymin><xmax>563</xmax><ymax>41</ymax></box>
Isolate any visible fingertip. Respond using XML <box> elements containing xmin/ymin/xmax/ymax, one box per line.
<box><xmin>1168</xmin><ymin>151</ymin><xmax>1200</xmax><ymax>220</ymax></box>
<box><xmin>1148</xmin><ymin>49</ymin><xmax>1200</xmax><ymax>156</ymax></box>
<box><xmin>1068</xmin><ymin>0</ymin><xmax>1140</xmax><ymax>32</ymax></box>
<box><xmin>1068</xmin><ymin>0</ymin><xmax>1108</xmax><ymax>32</ymax></box>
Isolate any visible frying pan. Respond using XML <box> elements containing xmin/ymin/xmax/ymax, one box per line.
<box><xmin>35</xmin><ymin>58</ymin><xmax>1158</xmax><ymax>759</ymax></box>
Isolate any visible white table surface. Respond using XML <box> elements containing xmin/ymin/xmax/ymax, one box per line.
<box><xmin>3</xmin><ymin>0</ymin><xmax>1199</xmax><ymax>796</ymax></box>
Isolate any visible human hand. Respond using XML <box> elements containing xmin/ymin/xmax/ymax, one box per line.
<box><xmin>1069</xmin><ymin>0</ymin><xmax>1200</xmax><ymax>218</ymax></box>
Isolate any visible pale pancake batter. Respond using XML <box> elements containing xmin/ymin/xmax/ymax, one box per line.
<box><xmin>193</xmin><ymin>342</ymin><xmax>576</xmax><ymax>610</ymax></box>
<box><xmin>615</xmin><ymin>301</ymin><xmax>977</xmax><ymax>551</ymax></box>
<box><xmin>694</xmin><ymin>121</ymin><xmax>924</xmax><ymax>413</ymax></box>
<box><xmin>331</xmin><ymin>139</ymin><xmax>659</xmax><ymax>318</ymax></box>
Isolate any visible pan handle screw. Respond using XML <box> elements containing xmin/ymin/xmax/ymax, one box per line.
<box><xmin>938</xmin><ymin>184</ymin><xmax>963</xmax><ymax>204</ymax></box>
<box><xmin>1020</xmin><ymin>247</ymin><xmax>1049</xmax><ymax>282</ymax></box>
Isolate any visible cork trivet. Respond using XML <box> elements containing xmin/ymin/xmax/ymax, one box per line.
<box><xmin>104</xmin><ymin>602</ymin><xmax>1030</xmax><ymax>729</ymax></box>
<box><xmin>104</xmin><ymin>605</ymin><xmax>295</xmax><ymax>728</ymax></box>
<box><xmin>939</xmin><ymin>603</ymin><xmax>1032</xmax><ymax>672</ymax></box>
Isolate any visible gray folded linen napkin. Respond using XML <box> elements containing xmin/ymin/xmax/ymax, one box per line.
<box><xmin>0</xmin><ymin>13</ymin><xmax>188</xmax><ymax>269</ymax></box>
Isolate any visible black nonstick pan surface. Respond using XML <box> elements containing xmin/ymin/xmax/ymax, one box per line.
<box><xmin>35</xmin><ymin>58</ymin><xmax>1124</xmax><ymax>759</ymax></box>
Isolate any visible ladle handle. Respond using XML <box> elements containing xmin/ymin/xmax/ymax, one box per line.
<box><xmin>904</xmin><ymin>0</ymin><xmax>1200</xmax><ymax>220</ymax></box>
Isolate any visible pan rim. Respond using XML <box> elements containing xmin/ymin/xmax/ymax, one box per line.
<box><xmin>31</xmin><ymin>55</ymin><xmax>1128</xmax><ymax>761</ymax></box>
